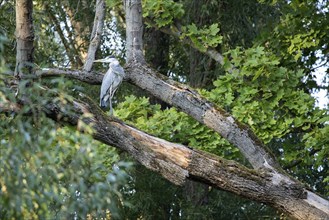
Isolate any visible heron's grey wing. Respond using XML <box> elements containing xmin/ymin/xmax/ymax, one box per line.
<box><xmin>110</xmin><ymin>64</ymin><xmax>125</xmax><ymax>89</ymax></box>
<box><xmin>100</xmin><ymin>68</ymin><xmax>116</xmax><ymax>106</ymax></box>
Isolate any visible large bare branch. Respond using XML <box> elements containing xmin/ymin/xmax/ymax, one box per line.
<box><xmin>2</xmin><ymin>90</ymin><xmax>328</xmax><ymax>220</ymax></box>
<box><xmin>83</xmin><ymin>0</ymin><xmax>105</xmax><ymax>71</ymax></box>
<box><xmin>125</xmin><ymin>62</ymin><xmax>280</xmax><ymax>170</ymax></box>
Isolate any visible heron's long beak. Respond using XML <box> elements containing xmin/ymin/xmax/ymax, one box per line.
<box><xmin>94</xmin><ymin>58</ymin><xmax>107</xmax><ymax>63</ymax></box>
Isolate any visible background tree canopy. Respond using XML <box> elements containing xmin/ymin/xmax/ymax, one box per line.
<box><xmin>0</xmin><ymin>0</ymin><xmax>328</xmax><ymax>219</ymax></box>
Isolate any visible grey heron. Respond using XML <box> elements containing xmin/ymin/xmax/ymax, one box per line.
<box><xmin>94</xmin><ymin>56</ymin><xmax>125</xmax><ymax>115</ymax></box>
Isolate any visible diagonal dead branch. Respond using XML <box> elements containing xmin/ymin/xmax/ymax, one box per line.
<box><xmin>2</xmin><ymin>89</ymin><xmax>327</xmax><ymax>220</ymax></box>
<box><xmin>83</xmin><ymin>0</ymin><xmax>106</xmax><ymax>71</ymax></box>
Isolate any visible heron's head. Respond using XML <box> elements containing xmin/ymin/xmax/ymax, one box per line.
<box><xmin>94</xmin><ymin>56</ymin><xmax>118</xmax><ymax>63</ymax></box>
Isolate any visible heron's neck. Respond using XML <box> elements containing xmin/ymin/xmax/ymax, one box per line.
<box><xmin>112</xmin><ymin>60</ymin><xmax>119</xmax><ymax>65</ymax></box>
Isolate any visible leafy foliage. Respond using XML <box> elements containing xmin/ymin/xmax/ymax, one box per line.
<box><xmin>258</xmin><ymin>0</ymin><xmax>329</xmax><ymax>89</ymax></box>
<box><xmin>182</xmin><ymin>23</ymin><xmax>223</xmax><ymax>52</ymax></box>
<box><xmin>201</xmin><ymin>45</ymin><xmax>329</xmax><ymax>195</ymax></box>
<box><xmin>142</xmin><ymin>0</ymin><xmax>184</xmax><ymax>27</ymax></box>
<box><xmin>0</xmin><ymin>62</ymin><xmax>130</xmax><ymax>219</ymax></box>
<box><xmin>115</xmin><ymin>95</ymin><xmax>241</xmax><ymax>160</ymax></box>
<box><xmin>114</xmin><ymin>96</ymin><xmax>278</xmax><ymax>219</ymax></box>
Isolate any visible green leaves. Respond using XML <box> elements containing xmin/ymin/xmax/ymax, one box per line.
<box><xmin>142</xmin><ymin>0</ymin><xmax>184</xmax><ymax>27</ymax></box>
<box><xmin>208</xmin><ymin>46</ymin><xmax>319</xmax><ymax>144</ymax></box>
<box><xmin>0</xmin><ymin>75</ymin><xmax>130</xmax><ymax>219</ymax></box>
<box><xmin>287</xmin><ymin>30</ymin><xmax>320</xmax><ymax>61</ymax></box>
<box><xmin>182</xmin><ymin>23</ymin><xmax>223</xmax><ymax>52</ymax></box>
<box><xmin>115</xmin><ymin>95</ymin><xmax>242</xmax><ymax>160</ymax></box>
<box><xmin>204</xmin><ymin>44</ymin><xmax>329</xmax><ymax>196</ymax></box>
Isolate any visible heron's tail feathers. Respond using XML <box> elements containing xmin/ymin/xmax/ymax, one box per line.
<box><xmin>100</xmin><ymin>99</ymin><xmax>108</xmax><ymax>108</ymax></box>
<box><xmin>100</xmin><ymin>94</ymin><xmax>110</xmax><ymax>108</ymax></box>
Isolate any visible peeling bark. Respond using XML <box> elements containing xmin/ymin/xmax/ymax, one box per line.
<box><xmin>31</xmin><ymin>68</ymin><xmax>329</xmax><ymax>218</ymax></box>
<box><xmin>35</xmin><ymin>63</ymin><xmax>285</xmax><ymax>171</ymax></box>
<box><xmin>4</xmin><ymin>91</ymin><xmax>328</xmax><ymax>220</ymax></box>
<box><xmin>125</xmin><ymin>62</ymin><xmax>279</xmax><ymax>171</ymax></box>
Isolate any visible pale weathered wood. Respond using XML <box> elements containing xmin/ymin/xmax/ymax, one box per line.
<box><xmin>83</xmin><ymin>0</ymin><xmax>106</xmax><ymax>71</ymax></box>
<box><xmin>41</xmin><ymin>94</ymin><xmax>329</xmax><ymax>220</ymax></box>
<box><xmin>125</xmin><ymin>62</ymin><xmax>280</xmax><ymax>171</ymax></box>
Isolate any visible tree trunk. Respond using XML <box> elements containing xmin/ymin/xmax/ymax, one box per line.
<box><xmin>144</xmin><ymin>27</ymin><xmax>170</xmax><ymax>108</ymax></box>
<box><xmin>124</xmin><ymin>0</ymin><xmax>144</xmax><ymax>63</ymax></box>
<box><xmin>15</xmin><ymin>0</ymin><xmax>34</xmax><ymax>77</ymax></box>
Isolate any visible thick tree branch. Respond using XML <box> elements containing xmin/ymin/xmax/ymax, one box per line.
<box><xmin>126</xmin><ymin>62</ymin><xmax>280</xmax><ymax>171</ymax></box>
<box><xmin>83</xmin><ymin>0</ymin><xmax>105</xmax><ymax>71</ymax></box>
<box><xmin>2</xmin><ymin>91</ymin><xmax>328</xmax><ymax>220</ymax></box>
<box><xmin>123</xmin><ymin>0</ymin><xmax>273</xmax><ymax>171</ymax></box>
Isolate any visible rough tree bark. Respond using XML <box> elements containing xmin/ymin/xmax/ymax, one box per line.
<box><xmin>124</xmin><ymin>0</ymin><xmax>144</xmax><ymax>63</ymax></box>
<box><xmin>7</xmin><ymin>0</ymin><xmax>329</xmax><ymax>219</ymax></box>
<box><xmin>15</xmin><ymin>0</ymin><xmax>34</xmax><ymax>77</ymax></box>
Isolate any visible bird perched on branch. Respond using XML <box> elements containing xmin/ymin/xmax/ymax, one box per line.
<box><xmin>94</xmin><ymin>56</ymin><xmax>125</xmax><ymax>115</ymax></box>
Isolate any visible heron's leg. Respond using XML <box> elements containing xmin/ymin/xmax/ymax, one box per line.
<box><xmin>109</xmin><ymin>98</ymin><xmax>113</xmax><ymax>115</ymax></box>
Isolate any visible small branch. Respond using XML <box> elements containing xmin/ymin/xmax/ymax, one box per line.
<box><xmin>36</xmin><ymin>68</ymin><xmax>103</xmax><ymax>84</ymax></box>
<box><xmin>0</xmin><ymin>101</ymin><xmax>21</xmax><ymax>113</ymax></box>
<box><xmin>83</xmin><ymin>0</ymin><xmax>106</xmax><ymax>71</ymax></box>
<box><xmin>63</xmin><ymin>3</ymin><xmax>88</xmax><ymax>64</ymax></box>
